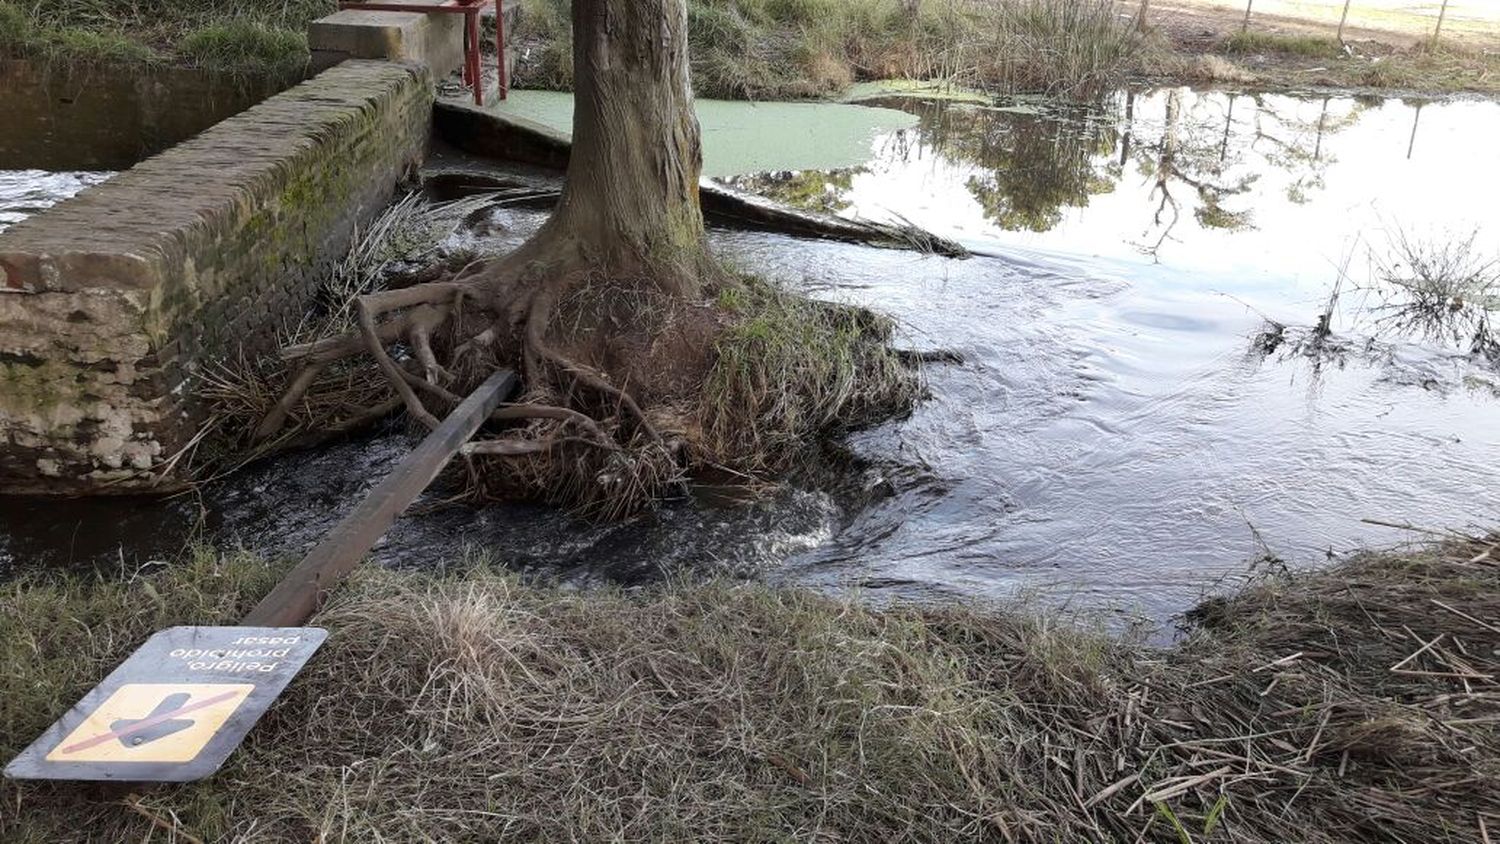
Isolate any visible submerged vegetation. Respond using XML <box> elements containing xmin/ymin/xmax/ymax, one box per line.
<box><xmin>1371</xmin><ymin>229</ymin><xmax>1500</xmax><ymax>363</ymax></box>
<box><xmin>1254</xmin><ymin>230</ymin><xmax>1500</xmax><ymax>374</ymax></box>
<box><xmin>4</xmin><ymin>533</ymin><xmax>1498</xmax><ymax>841</ymax></box>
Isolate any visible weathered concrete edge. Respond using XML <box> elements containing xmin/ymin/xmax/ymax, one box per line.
<box><xmin>309</xmin><ymin>0</ymin><xmax>466</xmax><ymax>81</ymax></box>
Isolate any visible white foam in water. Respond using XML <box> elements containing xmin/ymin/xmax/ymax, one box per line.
<box><xmin>0</xmin><ymin>170</ymin><xmax>112</xmax><ymax>233</ymax></box>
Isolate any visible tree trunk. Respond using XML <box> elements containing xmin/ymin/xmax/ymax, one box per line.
<box><xmin>537</xmin><ymin>0</ymin><xmax>706</xmax><ymax>296</ymax></box>
<box><xmin>253</xmin><ymin>0</ymin><xmax>917</xmax><ymax>517</ymax></box>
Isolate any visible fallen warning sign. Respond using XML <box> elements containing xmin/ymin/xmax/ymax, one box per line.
<box><xmin>5</xmin><ymin>626</ymin><xmax>326</xmax><ymax>782</ymax></box>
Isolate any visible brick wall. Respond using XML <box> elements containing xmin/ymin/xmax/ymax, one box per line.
<box><xmin>0</xmin><ymin>61</ymin><xmax>433</xmax><ymax>494</ymax></box>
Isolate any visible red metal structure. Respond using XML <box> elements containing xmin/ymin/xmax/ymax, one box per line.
<box><xmin>337</xmin><ymin>0</ymin><xmax>507</xmax><ymax>105</ymax></box>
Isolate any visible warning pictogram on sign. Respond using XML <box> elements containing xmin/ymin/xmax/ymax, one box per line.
<box><xmin>5</xmin><ymin>627</ymin><xmax>325</xmax><ymax>783</ymax></box>
<box><xmin>46</xmin><ymin>684</ymin><xmax>254</xmax><ymax>764</ymax></box>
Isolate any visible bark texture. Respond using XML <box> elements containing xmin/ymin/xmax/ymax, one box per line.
<box><xmin>544</xmin><ymin>0</ymin><xmax>705</xmax><ymax>289</ymax></box>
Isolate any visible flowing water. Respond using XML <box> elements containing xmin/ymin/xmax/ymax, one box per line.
<box><xmin>3</xmin><ymin>86</ymin><xmax>1498</xmax><ymax>623</ymax></box>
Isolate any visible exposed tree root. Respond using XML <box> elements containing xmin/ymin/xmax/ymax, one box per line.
<box><xmin>249</xmin><ymin>234</ymin><xmax>702</xmax><ymax>516</ymax></box>
<box><xmin>238</xmin><ymin>237</ymin><xmax>922</xmax><ymax>519</ymax></box>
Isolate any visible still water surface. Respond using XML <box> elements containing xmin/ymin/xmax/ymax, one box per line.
<box><xmin>2</xmin><ymin>87</ymin><xmax>1496</xmax><ymax>622</ymax></box>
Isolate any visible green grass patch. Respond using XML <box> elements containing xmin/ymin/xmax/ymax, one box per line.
<box><xmin>178</xmin><ymin>21</ymin><xmax>307</xmax><ymax>74</ymax></box>
<box><xmin>0</xmin><ymin>1</ymin><xmax>28</xmax><ymax>48</ymax></box>
<box><xmin>0</xmin><ymin>2</ymin><xmax>158</xmax><ymax>64</ymax></box>
<box><xmin>0</xmin><ymin>0</ymin><xmax>325</xmax><ymax>72</ymax></box>
<box><xmin>1223</xmin><ymin>30</ymin><xmax>1343</xmax><ymax>58</ymax></box>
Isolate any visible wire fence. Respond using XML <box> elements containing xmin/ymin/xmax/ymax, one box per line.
<box><xmin>1138</xmin><ymin>0</ymin><xmax>1498</xmax><ymax>49</ymax></box>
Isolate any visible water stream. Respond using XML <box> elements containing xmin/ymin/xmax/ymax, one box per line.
<box><xmin>3</xmin><ymin>85</ymin><xmax>1497</xmax><ymax>623</ymax></box>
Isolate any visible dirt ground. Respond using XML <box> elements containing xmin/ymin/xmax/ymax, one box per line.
<box><xmin>1136</xmin><ymin>0</ymin><xmax>1500</xmax><ymax>95</ymax></box>
<box><xmin>1150</xmin><ymin>0</ymin><xmax>1499</xmax><ymax>49</ymax></box>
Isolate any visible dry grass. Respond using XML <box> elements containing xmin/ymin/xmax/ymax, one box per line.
<box><xmin>515</xmin><ymin>0</ymin><xmax>1142</xmax><ymax>100</ymax></box>
<box><xmin>194</xmin><ymin>190</ymin><xmax>505</xmax><ymax>471</ymax></box>
<box><xmin>969</xmin><ymin>0</ymin><xmax>1143</xmax><ymax>97</ymax></box>
<box><xmin>3</xmin><ymin>532</ymin><xmax>1498</xmax><ymax>842</ymax></box>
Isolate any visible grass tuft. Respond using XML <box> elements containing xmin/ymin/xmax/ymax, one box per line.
<box><xmin>1223</xmin><ymin>30</ymin><xmax>1343</xmax><ymax>59</ymax></box>
<box><xmin>0</xmin><ymin>0</ymin><xmax>329</xmax><ymax>72</ymax></box>
<box><xmin>178</xmin><ymin>21</ymin><xmax>308</xmax><ymax>74</ymax></box>
<box><xmin>975</xmin><ymin>0</ymin><xmax>1142</xmax><ymax>98</ymax></box>
<box><xmin>0</xmin><ymin>1</ymin><xmax>30</xmax><ymax>48</ymax></box>
<box><xmin>703</xmin><ymin>272</ymin><xmax>919</xmax><ymax>473</ymax></box>
<box><xmin>0</xmin><ymin>2</ymin><xmax>158</xmax><ymax>64</ymax></box>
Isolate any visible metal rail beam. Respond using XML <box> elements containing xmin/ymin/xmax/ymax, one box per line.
<box><xmin>336</xmin><ymin>0</ymin><xmax>508</xmax><ymax>103</ymax></box>
<box><xmin>242</xmin><ymin>370</ymin><xmax>517</xmax><ymax>627</ymax></box>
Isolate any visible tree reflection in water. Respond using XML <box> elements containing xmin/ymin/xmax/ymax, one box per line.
<box><xmin>719</xmin><ymin>88</ymin><xmax>1373</xmax><ymax>265</ymax></box>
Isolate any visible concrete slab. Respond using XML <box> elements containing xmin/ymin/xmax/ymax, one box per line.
<box><xmin>311</xmin><ymin>0</ymin><xmax>519</xmax><ymax>106</ymax></box>
<box><xmin>309</xmin><ymin>0</ymin><xmax>466</xmax><ymax>79</ymax></box>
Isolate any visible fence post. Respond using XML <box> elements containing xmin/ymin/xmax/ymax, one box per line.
<box><xmin>1431</xmin><ymin>0</ymin><xmax>1450</xmax><ymax>49</ymax></box>
<box><xmin>1136</xmin><ymin>0</ymin><xmax>1150</xmax><ymax>32</ymax></box>
<box><xmin>1336</xmin><ymin>0</ymin><xmax>1352</xmax><ymax>43</ymax></box>
<box><xmin>1241</xmin><ymin>0</ymin><xmax>1254</xmax><ymax>34</ymax></box>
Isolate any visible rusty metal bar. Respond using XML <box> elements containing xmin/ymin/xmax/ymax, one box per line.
<box><xmin>467</xmin><ymin>8</ymin><xmax>483</xmax><ymax>104</ymax></box>
<box><xmin>242</xmin><ymin>370</ymin><xmax>517</xmax><ymax>627</ymax></box>
<box><xmin>495</xmin><ymin>0</ymin><xmax>508</xmax><ymax>98</ymax></box>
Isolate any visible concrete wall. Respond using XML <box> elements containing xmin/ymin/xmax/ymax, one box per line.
<box><xmin>0</xmin><ymin>61</ymin><xmax>433</xmax><ymax>495</ymax></box>
<box><xmin>0</xmin><ymin>60</ymin><xmax>286</xmax><ymax>172</ymax></box>
<box><xmin>310</xmin><ymin>0</ymin><xmax>467</xmax><ymax>80</ymax></box>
